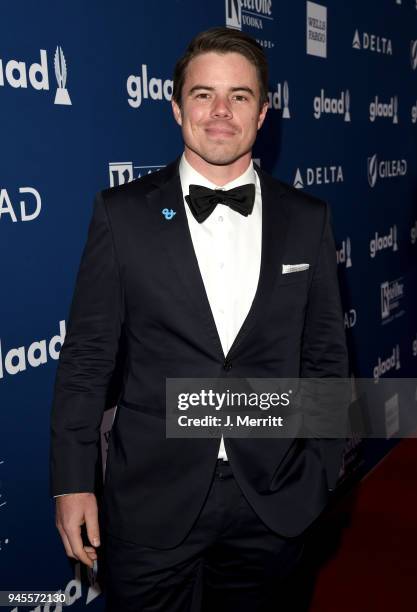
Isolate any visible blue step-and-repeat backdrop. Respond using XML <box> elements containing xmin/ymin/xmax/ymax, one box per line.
<box><xmin>1</xmin><ymin>0</ymin><xmax>416</xmax><ymax>608</ymax></box>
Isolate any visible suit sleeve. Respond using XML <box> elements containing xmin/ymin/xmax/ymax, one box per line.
<box><xmin>49</xmin><ymin>191</ymin><xmax>124</xmax><ymax>497</ymax></box>
<box><xmin>300</xmin><ymin>201</ymin><xmax>349</xmax><ymax>491</ymax></box>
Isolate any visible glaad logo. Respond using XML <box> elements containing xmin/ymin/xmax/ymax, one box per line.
<box><xmin>225</xmin><ymin>0</ymin><xmax>274</xmax><ymax>32</ymax></box>
<box><xmin>352</xmin><ymin>30</ymin><xmax>393</xmax><ymax>55</ymax></box>
<box><xmin>344</xmin><ymin>308</ymin><xmax>357</xmax><ymax>329</ymax></box>
<box><xmin>370</xmin><ymin>225</ymin><xmax>398</xmax><ymax>258</ymax></box>
<box><xmin>313</xmin><ymin>89</ymin><xmax>351</xmax><ymax>121</ymax></box>
<box><xmin>380</xmin><ymin>279</ymin><xmax>405</xmax><ymax>322</ymax></box>
<box><xmin>0</xmin><ymin>320</ymin><xmax>65</xmax><ymax>380</ymax></box>
<box><xmin>0</xmin><ymin>46</ymin><xmax>71</xmax><ymax>105</ymax></box>
<box><xmin>293</xmin><ymin>165</ymin><xmax>344</xmax><ymax>188</ymax></box>
<box><xmin>373</xmin><ymin>345</ymin><xmax>401</xmax><ymax>382</ymax></box>
<box><xmin>410</xmin><ymin>220</ymin><xmax>417</xmax><ymax>244</ymax></box>
<box><xmin>0</xmin><ymin>187</ymin><xmax>41</xmax><ymax>222</ymax></box>
<box><xmin>306</xmin><ymin>1</ymin><xmax>327</xmax><ymax>58</ymax></box>
<box><xmin>127</xmin><ymin>64</ymin><xmax>173</xmax><ymax>109</ymax></box>
<box><xmin>109</xmin><ymin>162</ymin><xmax>164</xmax><ymax>187</ymax></box>
<box><xmin>367</xmin><ymin>154</ymin><xmax>407</xmax><ymax>188</ymax></box>
<box><xmin>369</xmin><ymin>95</ymin><xmax>398</xmax><ymax>123</ymax></box>
<box><xmin>336</xmin><ymin>237</ymin><xmax>352</xmax><ymax>268</ymax></box>
<box><xmin>411</xmin><ymin>40</ymin><xmax>417</xmax><ymax>70</ymax></box>
<box><xmin>411</xmin><ymin>100</ymin><xmax>417</xmax><ymax>123</ymax></box>
<box><xmin>13</xmin><ymin>562</ymin><xmax>102</xmax><ymax>612</ymax></box>
<box><xmin>267</xmin><ymin>81</ymin><xmax>290</xmax><ymax>117</ymax></box>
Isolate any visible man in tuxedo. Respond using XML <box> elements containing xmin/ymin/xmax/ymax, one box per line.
<box><xmin>51</xmin><ymin>27</ymin><xmax>348</xmax><ymax>611</ymax></box>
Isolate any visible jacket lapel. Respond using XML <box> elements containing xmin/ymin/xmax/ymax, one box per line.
<box><xmin>146</xmin><ymin>159</ymin><xmax>225</xmax><ymax>358</ymax></box>
<box><xmin>145</xmin><ymin>160</ymin><xmax>291</xmax><ymax>361</ymax></box>
<box><xmin>227</xmin><ymin>165</ymin><xmax>291</xmax><ymax>359</ymax></box>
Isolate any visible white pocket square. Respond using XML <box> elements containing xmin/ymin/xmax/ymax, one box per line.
<box><xmin>282</xmin><ymin>263</ymin><xmax>310</xmax><ymax>274</ymax></box>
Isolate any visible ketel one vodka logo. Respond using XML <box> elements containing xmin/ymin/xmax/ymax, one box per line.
<box><xmin>313</xmin><ymin>89</ymin><xmax>351</xmax><ymax>121</ymax></box>
<box><xmin>369</xmin><ymin>95</ymin><xmax>398</xmax><ymax>123</ymax></box>
<box><xmin>0</xmin><ymin>45</ymin><xmax>71</xmax><ymax>105</ymax></box>
<box><xmin>367</xmin><ymin>154</ymin><xmax>407</xmax><ymax>188</ymax></box>
<box><xmin>369</xmin><ymin>225</ymin><xmax>398</xmax><ymax>258</ymax></box>
<box><xmin>411</xmin><ymin>40</ymin><xmax>417</xmax><ymax>70</ymax></box>
<box><xmin>380</xmin><ymin>279</ymin><xmax>404</xmax><ymax>322</ymax></box>
<box><xmin>268</xmin><ymin>81</ymin><xmax>290</xmax><ymax>117</ymax></box>
<box><xmin>108</xmin><ymin>162</ymin><xmax>164</xmax><ymax>187</ymax></box>
<box><xmin>336</xmin><ymin>237</ymin><xmax>352</xmax><ymax>268</ymax></box>
<box><xmin>225</xmin><ymin>0</ymin><xmax>274</xmax><ymax>32</ymax></box>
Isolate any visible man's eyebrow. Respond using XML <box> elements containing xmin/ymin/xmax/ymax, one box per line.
<box><xmin>187</xmin><ymin>85</ymin><xmax>256</xmax><ymax>97</ymax></box>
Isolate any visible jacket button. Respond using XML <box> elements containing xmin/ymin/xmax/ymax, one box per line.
<box><xmin>223</xmin><ymin>360</ymin><xmax>232</xmax><ymax>371</ymax></box>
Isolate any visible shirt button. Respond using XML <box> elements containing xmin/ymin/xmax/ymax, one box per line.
<box><xmin>219</xmin><ymin>262</ymin><xmax>224</xmax><ymax>269</ymax></box>
<box><xmin>218</xmin><ymin>215</ymin><xmax>224</xmax><ymax>223</ymax></box>
<box><xmin>223</xmin><ymin>360</ymin><xmax>232</xmax><ymax>371</ymax></box>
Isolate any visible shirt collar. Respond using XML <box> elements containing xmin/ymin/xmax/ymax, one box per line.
<box><xmin>179</xmin><ymin>153</ymin><xmax>256</xmax><ymax>197</ymax></box>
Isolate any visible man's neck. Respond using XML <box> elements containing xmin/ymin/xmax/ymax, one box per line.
<box><xmin>183</xmin><ymin>149</ymin><xmax>252</xmax><ymax>186</ymax></box>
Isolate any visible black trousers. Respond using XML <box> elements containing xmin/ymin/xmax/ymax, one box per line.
<box><xmin>101</xmin><ymin>460</ymin><xmax>305</xmax><ymax>612</ymax></box>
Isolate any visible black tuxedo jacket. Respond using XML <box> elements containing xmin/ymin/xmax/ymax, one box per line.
<box><xmin>50</xmin><ymin>158</ymin><xmax>348</xmax><ymax>548</ymax></box>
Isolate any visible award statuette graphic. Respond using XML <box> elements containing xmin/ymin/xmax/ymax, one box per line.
<box><xmin>346</xmin><ymin>237</ymin><xmax>352</xmax><ymax>268</ymax></box>
<box><xmin>282</xmin><ymin>81</ymin><xmax>291</xmax><ymax>119</ymax></box>
<box><xmin>393</xmin><ymin>225</ymin><xmax>398</xmax><ymax>251</ymax></box>
<box><xmin>393</xmin><ymin>96</ymin><xmax>398</xmax><ymax>124</ymax></box>
<box><xmin>344</xmin><ymin>89</ymin><xmax>351</xmax><ymax>122</ymax></box>
<box><xmin>410</xmin><ymin>39</ymin><xmax>417</xmax><ymax>71</ymax></box>
<box><xmin>54</xmin><ymin>46</ymin><xmax>72</xmax><ymax>106</ymax></box>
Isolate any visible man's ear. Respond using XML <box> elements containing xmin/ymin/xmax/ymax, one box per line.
<box><xmin>171</xmin><ymin>99</ymin><xmax>183</xmax><ymax>126</ymax></box>
<box><xmin>257</xmin><ymin>101</ymin><xmax>268</xmax><ymax>130</ymax></box>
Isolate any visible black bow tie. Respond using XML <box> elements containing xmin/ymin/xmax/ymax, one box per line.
<box><xmin>185</xmin><ymin>183</ymin><xmax>255</xmax><ymax>223</ymax></box>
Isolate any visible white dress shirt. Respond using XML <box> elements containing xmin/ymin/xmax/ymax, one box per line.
<box><xmin>179</xmin><ymin>153</ymin><xmax>262</xmax><ymax>460</ymax></box>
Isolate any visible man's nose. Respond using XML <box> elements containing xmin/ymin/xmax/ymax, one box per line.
<box><xmin>211</xmin><ymin>96</ymin><xmax>232</xmax><ymax>118</ymax></box>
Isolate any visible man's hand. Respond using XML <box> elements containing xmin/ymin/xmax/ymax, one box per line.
<box><xmin>55</xmin><ymin>493</ymin><xmax>100</xmax><ymax>568</ymax></box>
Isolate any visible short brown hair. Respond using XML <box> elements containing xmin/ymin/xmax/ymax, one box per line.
<box><xmin>172</xmin><ymin>27</ymin><xmax>269</xmax><ymax>107</ymax></box>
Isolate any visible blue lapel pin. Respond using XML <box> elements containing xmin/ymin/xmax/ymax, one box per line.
<box><xmin>162</xmin><ymin>208</ymin><xmax>176</xmax><ymax>220</ymax></box>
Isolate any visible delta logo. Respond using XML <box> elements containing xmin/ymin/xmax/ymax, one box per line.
<box><xmin>293</xmin><ymin>164</ymin><xmax>344</xmax><ymax>188</ymax></box>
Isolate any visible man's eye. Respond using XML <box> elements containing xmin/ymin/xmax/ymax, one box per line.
<box><xmin>233</xmin><ymin>95</ymin><xmax>248</xmax><ymax>102</ymax></box>
<box><xmin>196</xmin><ymin>93</ymin><xmax>210</xmax><ymax>99</ymax></box>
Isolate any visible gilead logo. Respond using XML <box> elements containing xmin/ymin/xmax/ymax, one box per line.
<box><xmin>0</xmin><ymin>320</ymin><xmax>65</xmax><ymax>379</ymax></box>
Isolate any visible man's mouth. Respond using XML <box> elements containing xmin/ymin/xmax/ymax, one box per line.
<box><xmin>204</xmin><ymin>126</ymin><xmax>236</xmax><ymax>138</ymax></box>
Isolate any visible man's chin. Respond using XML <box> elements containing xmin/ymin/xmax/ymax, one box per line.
<box><xmin>197</xmin><ymin>149</ymin><xmax>248</xmax><ymax>167</ymax></box>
